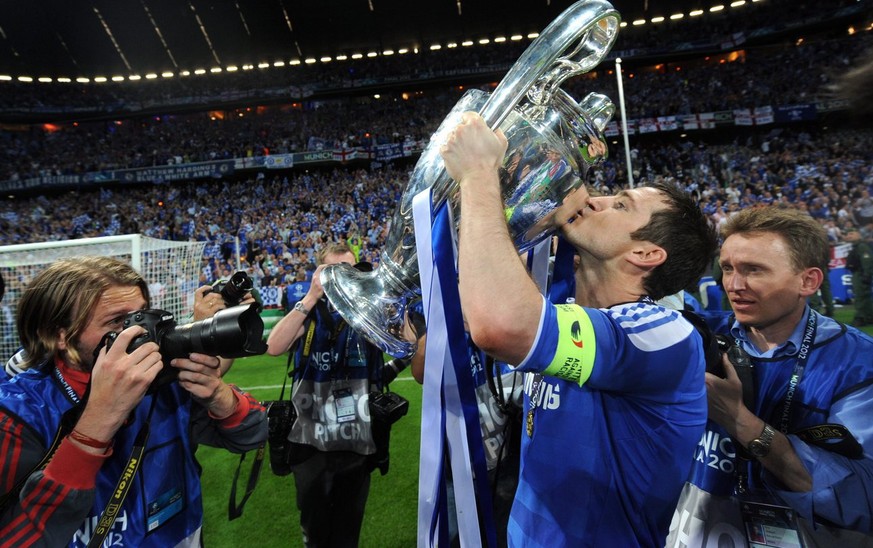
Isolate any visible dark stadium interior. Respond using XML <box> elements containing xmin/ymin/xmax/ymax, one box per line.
<box><xmin>0</xmin><ymin>0</ymin><xmax>783</xmax><ymax>76</ymax></box>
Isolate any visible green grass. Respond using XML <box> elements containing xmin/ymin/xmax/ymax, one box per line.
<box><xmin>198</xmin><ymin>353</ymin><xmax>422</xmax><ymax>548</ymax></box>
<box><xmin>832</xmin><ymin>304</ymin><xmax>873</xmax><ymax>337</ymax></box>
<box><xmin>199</xmin><ymin>305</ymin><xmax>873</xmax><ymax>547</ymax></box>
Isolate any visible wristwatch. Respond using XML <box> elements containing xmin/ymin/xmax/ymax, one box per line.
<box><xmin>746</xmin><ymin>424</ymin><xmax>776</xmax><ymax>459</ymax></box>
<box><xmin>292</xmin><ymin>301</ymin><xmax>309</xmax><ymax>316</ymax></box>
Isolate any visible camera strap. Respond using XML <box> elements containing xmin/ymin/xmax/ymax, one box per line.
<box><xmin>300</xmin><ymin>313</ymin><xmax>318</xmax><ymax>372</ymax></box>
<box><xmin>227</xmin><ymin>332</ymin><xmax>315</xmax><ymax>521</ymax></box>
<box><xmin>227</xmin><ymin>444</ymin><xmax>266</xmax><ymax>521</ymax></box>
<box><xmin>229</xmin><ymin>335</ymin><xmax>303</xmax><ymax>520</ymax></box>
<box><xmin>87</xmin><ymin>395</ymin><xmax>159</xmax><ymax>548</ymax></box>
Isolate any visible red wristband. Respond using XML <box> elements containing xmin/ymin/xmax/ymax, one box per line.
<box><xmin>69</xmin><ymin>429</ymin><xmax>113</xmax><ymax>450</ymax></box>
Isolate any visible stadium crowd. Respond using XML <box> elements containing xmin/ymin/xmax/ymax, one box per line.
<box><xmin>2</xmin><ymin>30</ymin><xmax>870</xmax><ymax>184</ymax></box>
<box><xmin>2</xmin><ymin>124</ymin><xmax>872</xmax><ymax>293</ymax></box>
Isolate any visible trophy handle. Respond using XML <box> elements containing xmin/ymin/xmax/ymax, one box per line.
<box><xmin>431</xmin><ymin>0</ymin><xmax>620</xmax><ymax>211</ymax></box>
<box><xmin>481</xmin><ymin>0</ymin><xmax>620</xmax><ymax>127</ymax></box>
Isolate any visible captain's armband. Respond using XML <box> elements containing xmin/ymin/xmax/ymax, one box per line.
<box><xmin>543</xmin><ymin>304</ymin><xmax>596</xmax><ymax>386</ymax></box>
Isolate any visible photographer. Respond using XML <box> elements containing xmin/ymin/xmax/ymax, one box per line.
<box><xmin>0</xmin><ymin>256</ymin><xmax>267</xmax><ymax>547</ymax></box>
<box><xmin>266</xmin><ymin>242</ymin><xmax>390</xmax><ymax>548</ymax></box>
<box><xmin>668</xmin><ymin>207</ymin><xmax>873</xmax><ymax>546</ymax></box>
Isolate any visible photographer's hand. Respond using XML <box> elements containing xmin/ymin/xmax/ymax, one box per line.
<box><xmin>194</xmin><ymin>283</ymin><xmax>257</xmax><ymax>322</ymax></box>
<box><xmin>705</xmin><ymin>354</ymin><xmax>750</xmax><ymax>435</ymax></box>
<box><xmin>75</xmin><ymin>326</ymin><xmax>163</xmax><ymax>450</ymax></box>
<box><xmin>172</xmin><ymin>352</ymin><xmax>238</xmax><ymax>419</ymax></box>
<box><xmin>706</xmin><ymin>354</ymin><xmax>813</xmax><ymax>492</ymax></box>
<box><xmin>309</xmin><ymin>264</ymin><xmax>328</xmax><ymax>300</ymax></box>
<box><xmin>193</xmin><ymin>285</ymin><xmax>225</xmax><ymax>321</ymax></box>
<box><xmin>266</xmin><ymin>266</ymin><xmax>323</xmax><ymax>356</ymax></box>
<box><xmin>192</xmin><ymin>285</ymin><xmax>256</xmax><ymax>375</ymax></box>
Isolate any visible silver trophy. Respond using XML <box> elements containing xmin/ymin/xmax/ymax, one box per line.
<box><xmin>322</xmin><ymin>0</ymin><xmax>621</xmax><ymax>358</ymax></box>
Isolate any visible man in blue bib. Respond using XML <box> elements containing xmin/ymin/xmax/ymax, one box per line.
<box><xmin>267</xmin><ymin>243</ymin><xmax>389</xmax><ymax>547</ymax></box>
<box><xmin>668</xmin><ymin>207</ymin><xmax>873</xmax><ymax>547</ymax></box>
<box><xmin>0</xmin><ymin>256</ymin><xmax>267</xmax><ymax>547</ymax></box>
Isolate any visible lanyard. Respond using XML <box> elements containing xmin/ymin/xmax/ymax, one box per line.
<box><xmin>55</xmin><ymin>363</ymin><xmax>161</xmax><ymax>548</ymax></box>
<box><xmin>88</xmin><ymin>395</ymin><xmax>159</xmax><ymax>548</ymax></box>
<box><xmin>53</xmin><ymin>365</ymin><xmax>81</xmax><ymax>404</ymax></box>
<box><xmin>776</xmin><ymin>311</ymin><xmax>816</xmax><ymax>435</ymax></box>
<box><xmin>736</xmin><ymin>311</ymin><xmax>816</xmax><ymax>495</ymax></box>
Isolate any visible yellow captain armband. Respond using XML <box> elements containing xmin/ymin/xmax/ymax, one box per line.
<box><xmin>544</xmin><ymin>304</ymin><xmax>596</xmax><ymax>386</ymax></box>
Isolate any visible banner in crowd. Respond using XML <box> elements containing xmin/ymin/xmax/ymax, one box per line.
<box><xmin>116</xmin><ymin>160</ymin><xmax>235</xmax><ymax>184</ymax></box>
<box><xmin>375</xmin><ymin>143</ymin><xmax>404</xmax><ymax>161</ymax></box>
<box><xmin>638</xmin><ymin>118</ymin><xmax>658</xmax><ymax>134</ymax></box>
<box><xmin>830</xmin><ymin>243</ymin><xmax>853</xmax><ymax>303</ymax></box>
<box><xmin>264</xmin><ymin>154</ymin><xmax>294</xmax><ymax>169</ymax></box>
<box><xmin>634</xmin><ymin>116</ymin><xmax>681</xmax><ymax>134</ymax></box>
<box><xmin>604</xmin><ymin>119</ymin><xmax>637</xmax><ymax>137</ymax></box>
<box><xmin>333</xmin><ymin>148</ymin><xmax>358</xmax><ymax>162</ymax></box>
<box><xmin>682</xmin><ymin>112</ymin><xmax>716</xmax><ymax>130</ymax></box>
<box><xmin>259</xmin><ymin>285</ymin><xmax>282</xmax><ymax>308</ymax></box>
<box><xmin>733</xmin><ymin>106</ymin><xmax>774</xmax><ymax>126</ymax></box>
<box><xmin>0</xmin><ymin>174</ymin><xmax>79</xmax><ymax>192</ymax></box>
<box><xmin>774</xmin><ymin>104</ymin><xmax>817</xmax><ymax>123</ymax></box>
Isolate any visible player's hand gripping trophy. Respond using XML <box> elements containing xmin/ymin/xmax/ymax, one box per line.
<box><xmin>322</xmin><ymin>0</ymin><xmax>621</xmax><ymax>358</ymax></box>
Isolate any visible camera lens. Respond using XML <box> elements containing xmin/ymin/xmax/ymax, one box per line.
<box><xmin>161</xmin><ymin>303</ymin><xmax>268</xmax><ymax>360</ymax></box>
<box><xmin>219</xmin><ymin>271</ymin><xmax>253</xmax><ymax>306</ymax></box>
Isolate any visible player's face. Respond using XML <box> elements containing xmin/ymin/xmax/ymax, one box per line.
<box><xmin>560</xmin><ymin>186</ymin><xmax>667</xmax><ymax>261</ymax></box>
<box><xmin>65</xmin><ymin>285</ymin><xmax>147</xmax><ymax>371</ymax></box>
<box><xmin>719</xmin><ymin>232</ymin><xmax>808</xmax><ymax>332</ymax></box>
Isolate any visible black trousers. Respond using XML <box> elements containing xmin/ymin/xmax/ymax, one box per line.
<box><xmin>292</xmin><ymin>451</ymin><xmax>371</xmax><ymax>548</ymax></box>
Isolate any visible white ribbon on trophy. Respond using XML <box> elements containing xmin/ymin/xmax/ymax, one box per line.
<box><xmin>320</xmin><ymin>1</ymin><xmax>624</xmax><ymax>546</ymax></box>
<box><xmin>413</xmin><ymin>189</ymin><xmax>495</xmax><ymax>547</ymax></box>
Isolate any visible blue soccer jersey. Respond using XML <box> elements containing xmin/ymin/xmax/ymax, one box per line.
<box><xmin>508</xmin><ymin>298</ymin><xmax>707</xmax><ymax>547</ymax></box>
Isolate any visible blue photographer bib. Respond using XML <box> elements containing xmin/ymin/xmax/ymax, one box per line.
<box><xmin>668</xmin><ymin>309</ymin><xmax>873</xmax><ymax>548</ymax></box>
<box><xmin>0</xmin><ymin>366</ymin><xmax>204</xmax><ymax>548</ymax></box>
<box><xmin>291</xmin><ymin>300</ymin><xmax>383</xmax><ymax>455</ymax></box>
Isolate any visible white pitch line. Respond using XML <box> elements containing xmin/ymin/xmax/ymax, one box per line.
<box><xmin>242</xmin><ymin>375</ymin><xmax>417</xmax><ymax>392</ymax></box>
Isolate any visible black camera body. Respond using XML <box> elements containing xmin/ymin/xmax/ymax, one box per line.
<box><xmin>369</xmin><ymin>390</ymin><xmax>409</xmax><ymax>426</ymax></box>
<box><xmin>366</xmin><ymin>390</ymin><xmax>409</xmax><ymax>475</ymax></box>
<box><xmin>210</xmin><ymin>271</ymin><xmax>254</xmax><ymax>307</ymax></box>
<box><xmin>101</xmin><ymin>303</ymin><xmax>268</xmax><ymax>392</ymax></box>
<box><xmin>711</xmin><ymin>334</ymin><xmax>753</xmax><ymax>378</ymax></box>
<box><xmin>266</xmin><ymin>400</ymin><xmax>297</xmax><ymax>476</ymax></box>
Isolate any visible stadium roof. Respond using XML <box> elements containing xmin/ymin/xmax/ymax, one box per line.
<box><xmin>0</xmin><ymin>0</ymin><xmax>706</xmax><ymax>78</ymax></box>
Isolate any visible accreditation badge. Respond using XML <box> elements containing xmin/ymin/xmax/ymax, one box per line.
<box><xmin>334</xmin><ymin>387</ymin><xmax>356</xmax><ymax>423</ymax></box>
<box><xmin>740</xmin><ymin>494</ymin><xmax>804</xmax><ymax>548</ymax></box>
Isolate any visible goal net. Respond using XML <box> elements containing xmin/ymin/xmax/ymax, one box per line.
<box><xmin>0</xmin><ymin>235</ymin><xmax>205</xmax><ymax>363</ymax></box>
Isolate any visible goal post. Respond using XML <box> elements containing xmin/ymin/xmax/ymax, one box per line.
<box><xmin>0</xmin><ymin>235</ymin><xmax>206</xmax><ymax>363</ymax></box>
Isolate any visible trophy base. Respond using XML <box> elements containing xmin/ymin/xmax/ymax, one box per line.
<box><xmin>320</xmin><ymin>263</ymin><xmax>417</xmax><ymax>359</ymax></box>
